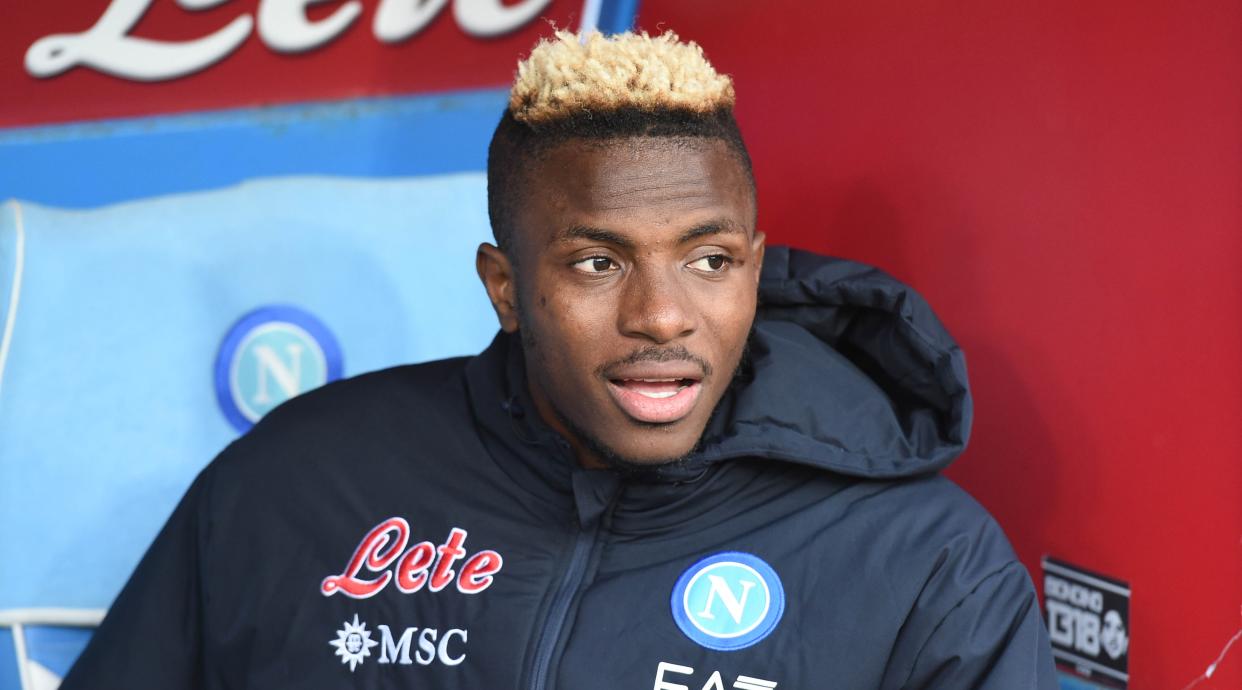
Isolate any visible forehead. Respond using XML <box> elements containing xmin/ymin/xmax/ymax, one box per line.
<box><xmin>515</xmin><ymin>138</ymin><xmax>755</xmax><ymax>250</ymax></box>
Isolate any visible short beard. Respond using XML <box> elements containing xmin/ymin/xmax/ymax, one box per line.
<box><xmin>550</xmin><ymin>401</ymin><xmax>698</xmax><ymax>475</ymax></box>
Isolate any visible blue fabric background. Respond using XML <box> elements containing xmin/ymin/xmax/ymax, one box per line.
<box><xmin>0</xmin><ymin>175</ymin><xmax>497</xmax><ymax>610</ymax></box>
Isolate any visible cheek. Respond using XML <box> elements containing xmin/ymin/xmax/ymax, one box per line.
<box><xmin>526</xmin><ymin>282</ymin><xmax>617</xmax><ymax>365</ymax></box>
<box><xmin>693</xmin><ymin>279</ymin><xmax>758</xmax><ymax>348</ymax></box>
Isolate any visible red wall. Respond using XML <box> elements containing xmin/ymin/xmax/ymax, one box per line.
<box><xmin>636</xmin><ymin>1</ymin><xmax>1242</xmax><ymax>688</ymax></box>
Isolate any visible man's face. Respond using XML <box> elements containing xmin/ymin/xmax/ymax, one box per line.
<box><xmin>479</xmin><ymin>138</ymin><xmax>763</xmax><ymax>469</ymax></box>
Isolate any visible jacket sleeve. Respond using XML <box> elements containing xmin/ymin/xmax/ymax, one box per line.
<box><xmin>58</xmin><ymin>467</ymin><xmax>214</xmax><ymax>689</ymax></box>
<box><xmin>899</xmin><ymin>561</ymin><xmax>1059</xmax><ymax>690</ymax></box>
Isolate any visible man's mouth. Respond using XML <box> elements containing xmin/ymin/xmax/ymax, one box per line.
<box><xmin>605</xmin><ymin>377</ymin><xmax>703</xmax><ymax>424</ymax></box>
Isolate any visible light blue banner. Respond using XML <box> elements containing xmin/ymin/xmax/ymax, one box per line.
<box><xmin>0</xmin><ymin>89</ymin><xmax>509</xmax><ymax>209</ymax></box>
<box><xmin>0</xmin><ymin>174</ymin><xmax>498</xmax><ymax>611</ymax></box>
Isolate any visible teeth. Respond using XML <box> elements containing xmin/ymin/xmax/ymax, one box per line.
<box><xmin>638</xmin><ymin>390</ymin><xmax>678</xmax><ymax>399</ymax></box>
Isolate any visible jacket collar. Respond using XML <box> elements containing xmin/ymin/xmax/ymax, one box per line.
<box><xmin>464</xmin><ymin>331</ymin><xmax>577</xmax><ymax>500</ymax></box>
<box><xmin>464</xmin><ymin>331</ymin><xmax>775</xmax><ymax>531</ymax></box>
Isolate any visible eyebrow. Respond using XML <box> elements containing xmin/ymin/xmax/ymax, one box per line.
<box><xmin>676</xmin><ymin>220</ymin><xmax>744</xmax><ymax>243</ymax></box>
<box><xmin>554</xmin><ymin>225</ymin><xmax>635</xmax><ymax>249</ymax></box>
<box><xmin>552</xmin><ymin>219</ymin><xmax>745</xmax><ymax>248</ymax></box>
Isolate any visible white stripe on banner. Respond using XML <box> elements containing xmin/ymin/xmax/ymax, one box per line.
<box><xmin>1052</xmin><ymin>649</ymin><xmax>1130</xmax><ymax>683</ymax></box>
<box><xmin>0</xmin><ymin>609</ymin><xmax>106</xmax><ymax>627</ymax></box>
<box><xmin>1042</xmin><ymin>560</ymin><xmax>1131</xmax><ymax>597</ymax></box>
<box><xmin>0</xmin><ymin>200</ymin><xmax>26</xmax><ymax>404</ymax></box>
<box><xmin>26</xmin><ymin>660</ymin><xmax>62</xmax><ymax>690</ymax></box>
<box><xmin>12</xmin><ymin>622</ymin><xmax>32</xmax><ymax>690</ymax></box>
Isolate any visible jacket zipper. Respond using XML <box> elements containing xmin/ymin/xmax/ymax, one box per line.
<box><xmin>527</xmin><ymin>494</ymin><xmax>617</xmax><ymax>690</ymax></box>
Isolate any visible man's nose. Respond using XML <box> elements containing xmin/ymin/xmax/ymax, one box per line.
<box><xmin>617</xmin><ymin>264</ymin><xmax>696</xmax><ymax>343</ymax></box>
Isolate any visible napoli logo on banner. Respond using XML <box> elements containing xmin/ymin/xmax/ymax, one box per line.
<box><xmin>671</xmin><ymin>552</ymin><xmax>785</xmax><ymax>651</ymax></box>
<box><xmin>214</xmin><ymin>305</ymin><xmax>343</xmax><ymax>433</ymax></box>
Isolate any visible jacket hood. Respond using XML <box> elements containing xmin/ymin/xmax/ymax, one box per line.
<box><xmin>695</xmin><ymin>247</ymin><xmax>972</xmax><ymax>478</ymax></box>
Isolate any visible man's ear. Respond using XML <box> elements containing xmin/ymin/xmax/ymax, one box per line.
<box><xmin>476</xmin><ymin>243</ymin><xmax>520</xmax><ymax>333</ymax></box>
<box><xmin>751</xmin><ymin>230</ymin><xmax>766</xmax><ymax>288</ymax></box>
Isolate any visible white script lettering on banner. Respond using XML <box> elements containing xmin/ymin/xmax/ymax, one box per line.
<box><xmin>259</xmin><ymin>0</ymin><xmax>364</xmax><ymax>53</ymax></box>
<box><xmin>25</xmin><ymin>0</ymin><xmax>553</xmax><ymax>81</ymax></box>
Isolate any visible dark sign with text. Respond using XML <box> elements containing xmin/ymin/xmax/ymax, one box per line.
<box><xmin>1042</xmin><ymin>557</ymin><xmax>1131</xmax><ymax>688</ymax></box>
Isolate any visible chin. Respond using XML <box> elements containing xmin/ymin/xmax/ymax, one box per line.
<box><xmin>595</xmin><ymin>423</ymin><xmax>709</xmax><ymax>467</ymax></box>
<box><xmin>563</xmin><ymin>407</ymin><xmax>704</xmax><ymax>470</ymax></box>
<box><xmin>594</xmin><ymin>445</ymin><xmax>697</xmax><ymax>473</ymax></box>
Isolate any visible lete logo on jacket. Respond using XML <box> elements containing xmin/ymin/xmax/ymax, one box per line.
<box><xmin>321</xmin><ymin>517</ymin><xmax>503</xmax><ymax>598</ymax></box>
<box><xmin>671</xmin><ymin>552</ymin><xmax>785</xmax><ymax>651</ymax></box>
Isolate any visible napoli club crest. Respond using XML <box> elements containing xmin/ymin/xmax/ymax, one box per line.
<box><xmin>214</xmin><ymin>305</ymin><xmax>343</xmax><ymax>432</ymax></box>
<box><xmin>671</xmin><ymin>552</ymin><xmax>785</xmax><ymax>651</ymax></box>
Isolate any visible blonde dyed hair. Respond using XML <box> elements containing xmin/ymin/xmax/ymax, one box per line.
<box><xmin>509</xmin><ymin>30</ymin><xmax>736</xmax><ymax>124</ymax></box>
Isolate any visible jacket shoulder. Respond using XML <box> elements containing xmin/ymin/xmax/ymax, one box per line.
<box><xmin>861</xmin><ymin>475</ymin><xmax>1055</xmax><ymax>688</ymax></box>
<box><xmin>884</xmin><ymin>474</ymin><xmax>1023</xmax><ymax>593</ymax></box>
<box><xmin>273</xmin><ymin>356</ymin><xmax>470</xmax><ymax>421</ymax></box>
<box><xmin>212</xmin><ymin>356</ymin><xmax>475</xmax><ymax>478</ymax></box>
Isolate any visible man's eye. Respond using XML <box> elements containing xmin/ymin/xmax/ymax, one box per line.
<box><xmin>687</xmin><ymin>255</ymin><xmax>732</xmax><ymax>272</ymax></box>
<box><xmin>572</xmin><ymin>256</ymin><xmax>618</xmax><ymax>273</ymax></box>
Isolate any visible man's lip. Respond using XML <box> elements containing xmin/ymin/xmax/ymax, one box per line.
<box><xmin>603</xmin><ymin>363</ymin><xmax>705</xmax><ymax>382</ymax></box>
<box><xmin>605</xmin><ymin>378</ymin><xmax>703</xmax><ymax>424</ymax></box>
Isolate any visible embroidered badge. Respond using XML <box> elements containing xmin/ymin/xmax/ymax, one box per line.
<box><xmin>213</xmin><ymin>304</ymin><xmax>343</xmax><ymax>432</ymax></box>
<box><xmin>670</xmin><ymin>551</ymin><xmax>785</xmax><ymax>651</ymax></box>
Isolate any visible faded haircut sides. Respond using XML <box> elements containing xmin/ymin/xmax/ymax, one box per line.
<box><xmin>486</xmin><ymin>30</ymin><xmax>755</xmax><ymax>256</ymax></box>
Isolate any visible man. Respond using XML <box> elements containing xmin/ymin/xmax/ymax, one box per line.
<box><xmin>64</xmin><ymin>31</ymin><xmax>1056</xmax><ymax>688</ymax></box>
